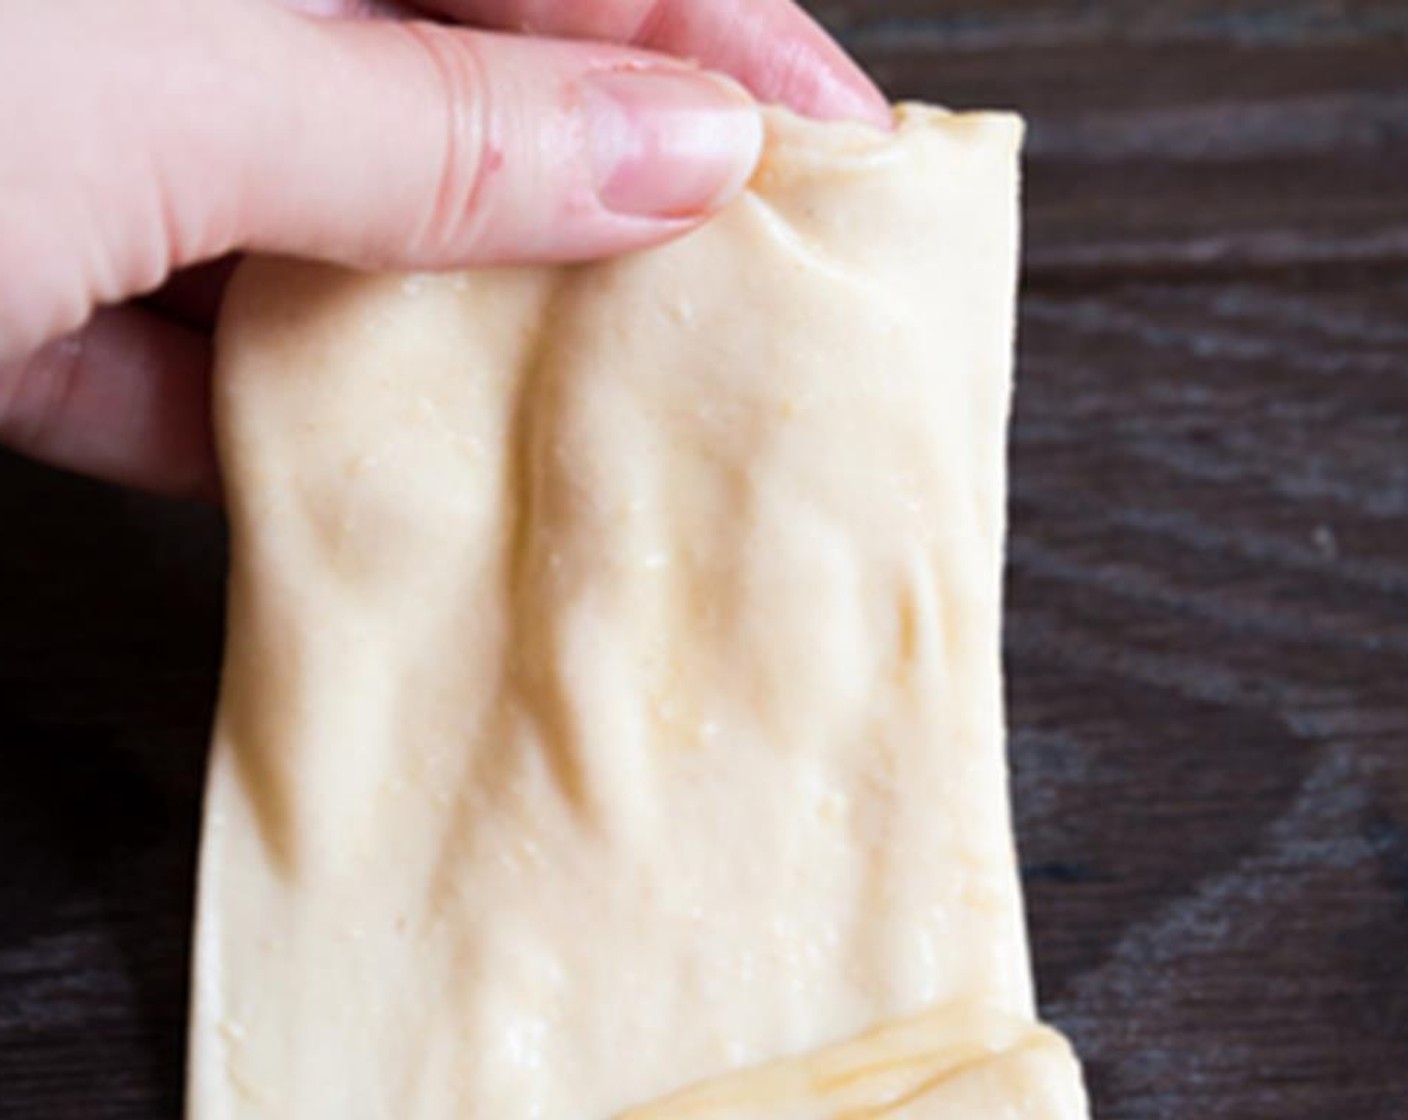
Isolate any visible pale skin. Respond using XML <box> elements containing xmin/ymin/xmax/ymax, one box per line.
<box><xmin>0</xmin><ymin>0</ymin><xmax>888</xmax><ymax>499</ymax></box>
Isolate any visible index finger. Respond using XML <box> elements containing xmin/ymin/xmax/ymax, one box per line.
<box><xmin>416</xmin><ymin>0</ymin><xmax>891</xmax><ymax>128</ymax></box>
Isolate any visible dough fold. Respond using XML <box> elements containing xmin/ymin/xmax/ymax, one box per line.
<box><xmin>190</xmin><ymin>104</ymin><xmax>1087</xmax><ymax>1120</ymax></box>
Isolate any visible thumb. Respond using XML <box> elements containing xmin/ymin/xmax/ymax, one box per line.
<box><xmin>216</xmin><ymin>13</ymin><xmax>765</xmax><ymax>269</ymax></box>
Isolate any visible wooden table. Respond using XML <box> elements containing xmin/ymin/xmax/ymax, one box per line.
<box><xmin>3</xmin><ymin>2</ymin><xmax>1406</xmax><ymax>1115</ymax></box>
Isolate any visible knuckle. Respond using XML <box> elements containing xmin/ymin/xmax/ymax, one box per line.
<box><xmin>395</xmin><ymin>23</ymin><xmax>495</xmax><ymax>259</ymax></box>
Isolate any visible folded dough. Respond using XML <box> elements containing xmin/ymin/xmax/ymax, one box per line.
<box><xmin>189</xmin><ymin>104</ymin><xmax>1086</xmax><ymax>1119</ymax></box>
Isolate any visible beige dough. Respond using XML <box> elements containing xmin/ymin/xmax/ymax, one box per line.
<box><xmin>190</xmin><ymin>104</ymin><xmax>1087</xmax><ymax>1119</ymax></box>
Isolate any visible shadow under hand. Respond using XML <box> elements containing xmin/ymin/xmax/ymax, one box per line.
<box><xmin>0</xmin><ymin>450</ymin><xmax>225</xmax><ymax>1119</ymax></box>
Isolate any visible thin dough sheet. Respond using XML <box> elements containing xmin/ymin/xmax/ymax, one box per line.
<box><xmin>190</xmin><ymin>104</ymin><xmax>1086</xmax><ymax>1120</ymax></box>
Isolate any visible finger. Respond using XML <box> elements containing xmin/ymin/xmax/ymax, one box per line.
<box><xmin>217</xmin><ymin>14</ymin><xmax>764</xmax><ymax>268</ymax></box>
<box><xmin>416</xmin><ymin>0</ymin><xmax>890</xmax><ymax>127</ymax></box>
<box><xmin>0</xmin><ymin>5</ymin><xmax>762</xmax><ymax>370</ymax></box>
<box><xmin>0</xmin><ymin>308</ymin><xmax>217</xmax><ymax>500</ymax></box>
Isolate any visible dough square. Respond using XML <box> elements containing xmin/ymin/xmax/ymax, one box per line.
<box><xmin>190</xmin><ymin>105</ymin><xmax>1086</xmax><ymax>1120</ymax></box>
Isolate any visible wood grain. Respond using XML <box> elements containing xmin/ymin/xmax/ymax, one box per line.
<box><xmin>2</xmin><ymin>2</ymin><xmax>1406</xmax><ymax>1116</ymax></box>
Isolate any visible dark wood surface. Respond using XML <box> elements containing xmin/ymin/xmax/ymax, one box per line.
<box><xmin>3</xmin><ymin>2</ymin><xmax>1407</xmax><ymax>1116</ymax></box>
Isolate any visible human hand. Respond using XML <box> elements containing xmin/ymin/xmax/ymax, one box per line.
<box><xmin>0</xmin><ymin>0</ymin><xmax>887</xmax><ymax>498</ymax></box>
